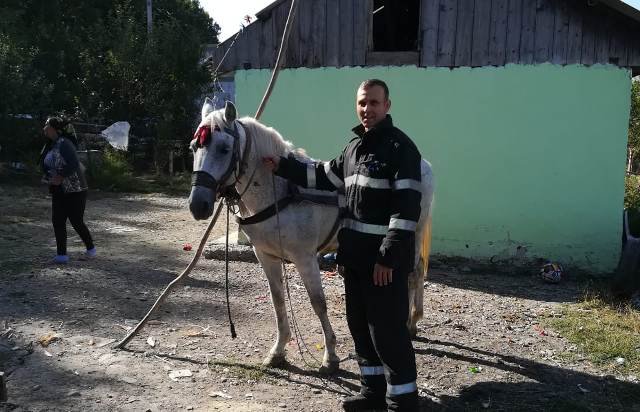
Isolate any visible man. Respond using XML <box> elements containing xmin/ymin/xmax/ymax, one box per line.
<box><xmin>264</xmin><ymin>79</ymin><xmax>421</xmax><ymax>411</ymax></box>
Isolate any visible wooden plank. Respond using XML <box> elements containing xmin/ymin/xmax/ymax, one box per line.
<box><xmin>609</xmin><ymin>25</ymin><xmax>628</xmax><ymax>66</ymax></box>
<box><xmin>533</xmin><ymin>0</ymin><xmax>554</xmax><ymax>63</ymax></box>
<box><xmin>420</xmin><ymin>0</ymin><xmax>439</xmax><ymax>67</ymax></box>
<box><xmin>297</xmin><ymin>0</ymin><xmax>312</xmax><ymax>66</ymax></box>
<box><xmin>236</xmin><ymin>26</ymin><xmax>251</xmax><ymax>68</ymax></box>
<box><xmin>580</xmin><ymin>5</ymin><xmax>596</xmax><ymax>65</ymax></box>
<box><xmin>519</xmin><ymin>0</ymin><xmax>536</xmax><ymax>64</ymax></box>
<box><xmin>248</xmin><ymin>23</ymin><xmax>261</xmax><ymax>69</ymax></box>
<box><xmin>310</xmin><ymin>0</ymin><xmax>326</xmax><ymax>67</ymax></box>
<box><xmin>594</xmin><ymin>11</ymin><xmax>611</xmax><ymax>64</ymax></box>
<box><xmin>629</xmin><ymin>26</ymin><xmax>640</xmax><ymax>66</ymax></box>
<box><xmin>272</xmin><ymin>0</ymin><xmax>288</xmax><ymax>67</ymax></box>
<box><xmin>552</xmin><ymin>0</ymin><xmax>569</xmax><ymax>64</ymax></box>
<box><xmin>454</xmin><ymin>0</ymin><xmax>475</xmax><ymax>66</ymax></box>
<box><xmin>366</xmin><ymin>51</ymin><xmax>420</xmax><ymax>66</ymax></box>
<box><xmin>353</xmin><ymin>0</ymin><xmax>369</xmax><ymax>66</ymax></box>
<box><xmin>224</xmin><ymin>39</ymin><xmax>237</xmax><ymax>72</ymax></box>
<box><xmin>471</xmin><ymin>0</ymin><xmax>491</xmax><ymax>66</ymax></box>
<box><xmin>282</xmin><ymin>0</ymin><xmax>300</xmax><ymax>68</ymax></box>
<box><xmin>339</xmin><ymin>0</ymin><xmax>354</xmax><ymax>66</ymax></box>
<box><xmin>436</xmin><ymin>0</ymin><xmax>457</xmax><ymax>66</ymax></box>
<box><xmin>505</xmin><ymin>0</ymin><xmax>522</xmax><ymax>64</ymax></box>
<box><xmin>325</xmin><ymin>0</ymin><xmax>340</xmax><ymax>67</ymax></box>
<box><xmin>565</xmin><ymin>3</ymin><xmax>583</xmax><ymax>64</ymax></box>
<box><xmin>488</xmin><ymin>0</ymin><xmax>508</xmax><ymax>66</ymax></box>
<box><xmin>630</xmin><ymin>36</ymin><xmax>640</xmax><ymax>66</ymax></box>
<box><xmin>260</xmin><ymin>13</ymin><xmax>275</xmax><ymax>68</ymax></box>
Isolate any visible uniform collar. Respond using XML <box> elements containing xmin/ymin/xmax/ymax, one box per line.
<box><xmin>352</xmin><ymin>115</ymin><xmax>394</xmax><ymax>138</ymax></box>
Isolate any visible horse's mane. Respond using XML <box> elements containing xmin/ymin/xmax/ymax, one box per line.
<box><xmin>238</xmin><ymin>117</ymin><xmax>310</xmax><ymax>161</ymax></box>
<box><xmin>206</xmin><ymin>109</ymin><xmax>310</xmax><ymax>161</ymax></box>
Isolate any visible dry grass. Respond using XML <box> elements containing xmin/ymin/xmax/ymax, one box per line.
<box><xmin>548</xmin><ymin>291</ymin><xmax>640</xmax><ymax>376</ymax></box>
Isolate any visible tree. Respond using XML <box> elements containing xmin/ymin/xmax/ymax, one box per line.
<box><xmin>629</xmin><ymin>79</ymin><xmax>640</xmax><ymax>173</ymax></box>
<box><xmin>0</xmin><ymin>0</ymin><xmax>220</xmax><ymax>173</ymax></box>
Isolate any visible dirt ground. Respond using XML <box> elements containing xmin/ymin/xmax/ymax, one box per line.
<box><xmin>1</xmin><ymin>183</ymin><xmax>639</xmax><ymax>411</ymax></box>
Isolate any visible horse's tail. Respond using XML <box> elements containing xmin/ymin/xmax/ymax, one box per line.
<box><xmin>419</xmin><ymin>215</ymin><xmax>432</xmax><ymax>278</ymax></box>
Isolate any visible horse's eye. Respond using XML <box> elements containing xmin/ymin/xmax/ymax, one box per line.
<box><xmin>217</xmin><ymin>145</ymin><xmax>230</xmax><ymax>155</ymax></box>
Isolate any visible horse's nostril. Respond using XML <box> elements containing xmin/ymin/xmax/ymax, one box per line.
<box><xmin>199</xmin><ymin>202</ymin><xmax>210</xmax><ymax>216</ymax></box>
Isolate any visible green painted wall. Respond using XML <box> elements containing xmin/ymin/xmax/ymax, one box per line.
<box><xmin>235</xmin><ymin>64</ymin><xmax>631</xmax><ymax>272</ymax></box>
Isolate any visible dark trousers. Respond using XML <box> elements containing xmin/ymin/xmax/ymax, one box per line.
<box><xmin>344</xmin><ymin>265</ymin><xmax>418</xmax><ymax>411</ymax></box>
<box><xmin>51</xmin><ymin>188</ymin><xmax>94</xmax><ymax>255</ymax></box>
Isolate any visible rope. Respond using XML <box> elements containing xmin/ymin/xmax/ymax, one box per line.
<box><xmin>271</xmin><ymin>175</ymin><xmax>322</xmax><ymax>369</ymax></box>
<box><xmin>115</xmin><ymin>201</ymin><xmax>225</xmax><ymax>349</ymax></box>
<box><xmin>225</xmin><ymin>202</ymin><xmax>237</xmax><ymax>339</ymax></box>
<box><xmin>116</xmin><ymin>0</ymin><xmax>300</xmax><ymax>350</ymax></box>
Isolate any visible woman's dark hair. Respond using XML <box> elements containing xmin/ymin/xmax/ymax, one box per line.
<box><xmin>45</xmin><ymin>116</ymin><xmax>78</xmax><ymax>148</ymax></box>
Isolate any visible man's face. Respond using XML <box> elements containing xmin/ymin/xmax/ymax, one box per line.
<box><xmin>356</xmin><ymin>85</ymin><xmax>391</xmax><ymax>131</ymax></box>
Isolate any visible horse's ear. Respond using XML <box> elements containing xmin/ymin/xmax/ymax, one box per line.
<box><xmin>201</xmin><ymin>97</ymin><xmax>215</xmax><ymax>120</ymax></box>
<box><xmin>224</xmin><ymin>101</ymin><xmax>237</xmax><ymax>123</ymax></box>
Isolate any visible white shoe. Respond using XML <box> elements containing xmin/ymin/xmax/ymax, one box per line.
<box><xmin>85</xmin><ymin>247</ymin><xmax>97</xmax><ymax>258</ymax></box>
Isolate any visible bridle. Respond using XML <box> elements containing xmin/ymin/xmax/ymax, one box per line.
<box><xmin>191</xmin><ymin>119</ymin><xmax>256</xmax><ymax>204</ymax></box>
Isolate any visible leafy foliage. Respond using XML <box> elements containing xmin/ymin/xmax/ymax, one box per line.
<box><xmin>629</xmin><ymin>80</ymin><xmax>640</xmax><ymax>173</ymax></box>
<box><xmin>0</xmin><ymin>0</ymin><xmax>219</xmax><ymax>173</ymax></box>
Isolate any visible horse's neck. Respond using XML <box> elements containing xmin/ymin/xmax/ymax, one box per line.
<box><xmin>233</xmin><ymin>143</ymin><xmax>289</xmax><ymax>218</ymax></box>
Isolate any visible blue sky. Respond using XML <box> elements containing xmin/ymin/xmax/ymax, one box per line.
<box><xmin>200</xmin><ymin>0</ymin><xmax>640</xmax><ymax>42</ymax></box>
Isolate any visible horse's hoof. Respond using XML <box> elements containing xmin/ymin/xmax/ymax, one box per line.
<box><xmin>263</xmin><ymin>354</ymin><xmax>286</xmax><ymax>368</ymax></box>
<box><xmin>319</xmin><ymin>360</ymin><xmax>339</xmax><ymax>375</ymax></box>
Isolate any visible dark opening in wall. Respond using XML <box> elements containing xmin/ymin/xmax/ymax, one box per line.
<box><xmin>372</xmin><ymin>0</ymin><xmax>419</xmax><ymax>51</ymax></box>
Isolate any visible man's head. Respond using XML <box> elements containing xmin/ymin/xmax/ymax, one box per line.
<box><xmin>356</xmin><ymin>79</ymin><xmax>391</xmax><ymax>131</ymax></box>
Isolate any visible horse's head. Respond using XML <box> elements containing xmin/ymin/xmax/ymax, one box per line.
<box><xmin>188</xmin><ymin>99</ymin><xmax>246</xmax><ymax>220</ymax></box>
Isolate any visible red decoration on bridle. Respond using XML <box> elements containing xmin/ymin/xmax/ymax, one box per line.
<box><xmin>194</xmin><ymin>125</ymin><xmax>212</xmax><ymax>146</ymax></box>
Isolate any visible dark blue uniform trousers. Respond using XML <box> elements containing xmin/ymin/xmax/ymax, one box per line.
<box><xmin>344</xmin><ymin>265</ymin><xmax>419</xmax><ymax>411</ymax></box>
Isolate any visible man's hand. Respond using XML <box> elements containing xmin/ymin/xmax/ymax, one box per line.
<box><xmin>262</xmin><ymin>156</ymin><xmax>280</xmax><ymax>172</ymax></box>
<box><xmin>50</xmin><ymin>175</ymin><xmax>63</xmax><ymax>185</ymax></box>
<box><xmin>373</xmin><ymin>263</ymin><xmax>393</xmax><ymax>286</ymax></box>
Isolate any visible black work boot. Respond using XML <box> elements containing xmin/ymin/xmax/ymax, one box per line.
<box><xmin>342</xmin><ymin>393</ymin><xmax>387</xmax><ymax>411</ymax></box>
<box><xmin>387</xmin><ymin>390</ymin><xmax>419</xmax><ymax>411</ymax></box>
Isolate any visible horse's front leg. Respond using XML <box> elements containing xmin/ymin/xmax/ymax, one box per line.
<box><xmin>294</xmin><ymin>256</ymin><xmax>340</xmax><ymax>374</ymax></box>
<box><xmin>255</xmin><ymin>249</ymin><xmax>291</xmax><ymax>367</ymax></box>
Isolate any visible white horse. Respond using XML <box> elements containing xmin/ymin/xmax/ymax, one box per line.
<box><xmin>188</xmin><ymin>100</ymin><xmax>434</xmax><ymax>373</ymax></box>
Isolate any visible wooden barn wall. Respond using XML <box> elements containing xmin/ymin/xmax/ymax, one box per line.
<box><xmin>420</xmin><ymin>0</ymin><xmax>640</xmax><ymax>68</ymax></box>
<box><xmin>210</xmin><ymin>0</ymin><xmax>640</xmax><ymax>72</ymax></box>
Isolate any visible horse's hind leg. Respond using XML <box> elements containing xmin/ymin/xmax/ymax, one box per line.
<box><xmin>294</xmin><ymin>256</ymin><xmax>340</xmax><ymax>374</ymax></box>
<box><xmin>255</xmin><ymin>250</ymin><xmax>291</xmax><ymax>367</ymax></box>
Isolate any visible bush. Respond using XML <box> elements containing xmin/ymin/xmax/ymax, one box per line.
<box><xmin>625</xmin><ymin>175</ymin><xmax>640</xmax><ymax>211</ymax></box>
<box><xmin>625</xmin><ymin>175</ymin><xmax>640</xmax><ymax>238</ymax></box>
<box><xmin>88</xmin><ymin>147</ymin><xmax>137</xmax><ymax>192</ymax></box>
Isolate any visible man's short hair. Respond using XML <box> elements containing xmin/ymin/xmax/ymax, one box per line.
<box><xmin>359</xmin><ymin>79</ymin><xmax>389</xmax><ymax>100</ymax></box>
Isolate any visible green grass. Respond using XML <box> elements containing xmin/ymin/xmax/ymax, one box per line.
<box><xmin>546</xmin><ymin>289</ymin><xmax>640</xmax><ymax>376</ymax></box>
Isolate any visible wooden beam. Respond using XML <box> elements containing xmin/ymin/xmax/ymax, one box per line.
<box><xmin>339</xmin><ymin>0</ymin><xmax>354</xmax><ymax>66</ymax></box>
<box><xmin>421</xmin><ymin>0</ymin><xmax>440</xmax><ymax>66</ymax></box>
<box><xmin>437</xmin><ymin>0</ymin><xmax>458</xmax><ymax>66</ymax></box>
<box><xmin>366</xmin><ymin>51</ymin><xmax>420</xmax><ymax>66</ymax></box>
<box><xmin>552</xmin><ymin>0</ymin><xmax>569</xmax><ymax>64</ymax></box>
<box><xmin>505</xmin><ymin>0</ymin><xmax>523</xmax><ymax>64</ymax></box>
<box><xmin>471</xmin><ymin>0</ymin><xmax>491</xmax><ymax>66</ymax></box>
<box><xmin>566</xmin><ymin>3</ymin><xmax>583</xmax><ymax>65</ymax></box>
<box><xmin>489</xmin><ymin>0</ymin><xmax>508</xmax><ymax>66</ymax></box>
<box><xmin>519</xmin><ymin>0</ymin><xmax>536</xmax><ymax>64</ymax></box>
<box><xmin>326</xmin><ymin>0</ymin><xmax>340</xmax><ymax>67</ymax></box>
<box><xmin>454</xmin><ymin>0</ymin><xmax>475</xmax><ymax>67</ymax></box>
<box><xmin>534</xmin><ymin>0</ymin><xmax>555</xmax><ymax>63</ymax></box>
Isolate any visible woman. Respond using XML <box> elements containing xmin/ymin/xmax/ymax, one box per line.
<box><xmin>41</xmin><ymin>116</ymin><xmax>96</xmax><ymax>263</ymax></box>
